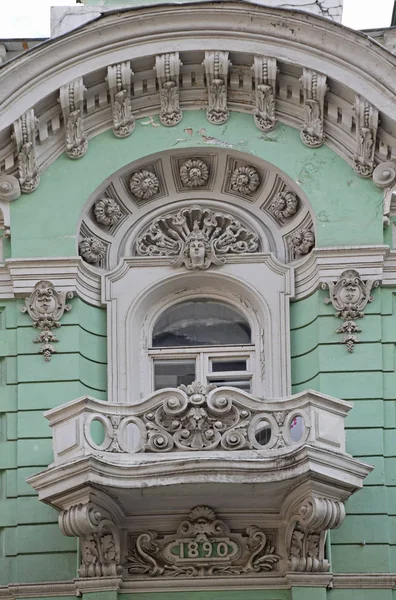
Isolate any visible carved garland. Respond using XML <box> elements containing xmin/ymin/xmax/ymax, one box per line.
<box><xmin>136</xmin><ymin>206</ymin><xmax>259</xmax><ymax>270</ymax></box>
<box><xmin>127</xmin><ymin>505</ymin><xmax>280</xmax><ymax>578</ymax></box>
<box><xmin>322</xmin><ymin>269</ymin><xmax>379</xmax><ymax>352</ymax></box>
<box><xmin>21</xmin><ymin>281</ymin><xmax>73</xmax><ymax>362</ymax></box>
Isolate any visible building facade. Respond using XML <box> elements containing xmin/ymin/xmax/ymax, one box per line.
<box><xmin>1</xmin><ymin>1</ymin><xmax>396</xmax><ymax>599</ymax></box>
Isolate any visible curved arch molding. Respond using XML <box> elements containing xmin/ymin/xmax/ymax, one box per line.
<box><xmin>1</xmin><ymin>1</ymin><xmax>396</xmax><ymax>186</ymax></box>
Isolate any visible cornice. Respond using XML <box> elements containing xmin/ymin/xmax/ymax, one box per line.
<box><xmin>1</xmin><ymin>2</ymin><xmax>396</xmax><ymax>184</ymax></box>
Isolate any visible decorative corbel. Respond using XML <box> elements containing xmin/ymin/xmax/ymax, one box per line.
<box><xmin>353</xmin><ymin>96</ymin><xmax>379</xmax><ymax>178</ymax></box>
<box><xmin>59</xmin><ymin>77</ymin><xmax>88</xmax><ymax>159</ymax></box>
<box><xmin>300</xmin><ymin>69</ymin><xmax>328</xmax><ymax>148</ymax></box>
<box><xmin>252</xmin><ymin>56</ymin><xmax>277</xmax><ymax>132</ymax></box>
<box><xmin>59</xmin><ymin>502</ymin><xmax>121</xmax><ymax>578</ymax></box>
<box><xmin>155</xmin><ymin>52</ymin><xmax>183</xmax><ymax>127</ymax></box>
<box><xmin>287</xmin><ymin>495</ymin><xmax>345</xmax><ymax>572</ymax></box>
<box><xmin>203</xmin><ymin>51</ymin><xmax>231</xmax><ymax>125</ymax></box>
<box><xmin>372</xmin><ymin>161</ymin><xmax>396</xmax><ymax>228</ymax></box>
<box><xmin>21</xmin><ymin>281</ymin><xmax>73</xmax><ymax>362</ymax></box>
<box><xmin>12</xmin><ymin>109</ymin><xmax>40</xmax><ymax>193</ymax></box>
<box><xmin>107</xmin><ymin>62</ymin><xmax>135</xmax><ymax>138</ymax></box>
<box><xmin>322</xmin><ymin>269</ymin><xmax>379</xmax><ymax>352</ymax></box>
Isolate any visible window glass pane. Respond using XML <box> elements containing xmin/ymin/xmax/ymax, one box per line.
<box><xmin>207</xmin><ymin>377</ymin><xmax>251</xmax><ymax>392</ymax></box>
<box><xmin>152</xmin><ymin>300</ymin><xmax>251</xmax><ymax>347</ymax></box>
<box><xmin>154</xmin><ymin>359</ymin><xmax>196</xmax><ymax>390</ymax></box>
<box><xmin>211</xmin><ymin>360</ymin><xmax>247</xmax><ymax>372</ymax></box>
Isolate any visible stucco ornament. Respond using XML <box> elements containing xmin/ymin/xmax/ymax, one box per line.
<box><xmin>203</xmin><ymin>51</ymin><xmax>230</xmax><ymax>125</ymax></box>
<box><xmin>353</xmin><ymin>96</ymin><xmax>379</xmax><ymax>178</ymax></box>
<box><xmin>288</xmin><ymin>495</ymin><xmax>345</xmax><ymax>572</ymax></box>
<box><xmin>373</xmin><ymin>161</ymin><xmax>396</xmax><ymax>227</ymax></box>
<box><xmin>155</xmin><ymin>52</ymin><xmax>183</xmax><ymax>126</ymax></box>
<box><xmin>79</xmin><ymin>237</ymin><xmax>106</xmax><ymax>265</ymax></box>
<box><xmin>322</xmin><ymin>269</ymin><xmax>379</xmax><ymax>352</ymax></box>
<box><xmin>269</xmin><ymin>190</ymin><xmax>299</xmax><ymax>221</ymax></box>
<box><xmin>252</xmin><ymin>56</ymin><xmax>278</xmax><ymax>132</ymax></box>
<box><xmin>0</xmin><ymin>174</ymin><xmax>21</xmax><ymax>202</ymax></box>
<box><xmin>59</xmin><ymin>503</ymin><xmax>121</xmax><ymax>578</ymax></box>
<box><xmin>127</xmin><ymin>505</ymin><xmax>280</xmax><ymax>578</ymax></box>
<box><xmin>230</xmin><ymin>165</ymin><xmax>260</xmax><ymax>196</ymax></box>
<box><xmin>179</xmin><ymin>158</ymin><xmax>209</xmax><ymax>187</ymax></box>
<box><xmin>107</xmin><ymin>62</ymin><xmax>135</xmax><ymax>138</ymax></box>
<box><xmin>59</xmin><ymin>77</ymin><xmax>88</xmax><ymax>159</ymax></box>
<box><xmin>136</xmin><ymin>206</ymin><xmax>259</xmax><ymax>270</ymax></box>
<box><xmin>93</xmin><ymin>197</ymin><xmax>122</xmax><ymax>227</ymax></box>
<box><xmin>21</xmin><ymin>281</ymin><xmax>73</xmax><ymax>362</ymax></box>
<box><xmin>129</xmin><ymin>169</ymin><xmax>160</xmax><ymax>200</ymax></box>
<box><xmin>12</xmin><ymin>109</ymin><xmax>40</xmax><ymax>193</ymax></box>
<box><xmin>300</xmin><ymin>69</ymin><xmax>328</xmax><ymax>148</ymax></box>
<box><xmin>289</xmin><ymin>227</ymin><xmax>315</xmax><ymax>259</ymax></box>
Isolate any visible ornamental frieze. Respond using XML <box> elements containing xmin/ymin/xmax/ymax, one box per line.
<box><xmin>126</xmin><ymin>506</ymin><xmax>280</xmax><ymax>578</ymax></box>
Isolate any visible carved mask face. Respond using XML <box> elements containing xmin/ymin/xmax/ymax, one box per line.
<box><xmin>36</xmin><ymin>287</ymin><xmax>56</xmax><ymax>314</ymax></box>
<box><xmin>189</xmin><ymin>240</ymin><xmax>206</xmax><ymax>266</ymax></box>
<box><xmin>339</xmin><ymin>283</ymin><xmax>360</xmax><ymax>305</ymax></box>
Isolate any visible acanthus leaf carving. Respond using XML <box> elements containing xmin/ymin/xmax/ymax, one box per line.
<box><xmin>21</xmin><ymin>280</ymin><xmax>73</xmax><ymax>362</ymax></box>
<box><xmin>300</xmin><ymin>69</ymin><xmax>328</xmax><ymax>148</ymax></box>
<box><xmin>59</xmin><ymin>502</ymin><xmax>121</xmax><ymax>578</ymax></box>
<box><xmin>203</xmin><ymin>52</ymin><xmax>230</xmax><ymax>125</ymax></box>
<box><xmin>126</xmin><ymin>505</ymin><xmax>280</xmax><ymax>578</ymax></box>
<box><xmin>252</xmin><ymin>56</ymin><xmax>278</xmax><ymax>132</ymax></box>
<box><xmin>136</xmin><ymin>206</ymin><xmax>259</xmax><ymax>270</ymax></box>
<box><xmin>322</xmin><ymin>269</ymin><xmax>379</xmax><ymax>352</ymax></box>
<box><xmin>12</xmin><ymin>109</ymin><xmax>40</xmax><ymax>193</ymax></box>
<box><xmin>288</xmin><ymin>495</ymin><xmax>345</xmax><ymax>573</ymax></box>
<box><xmin>155</xmin><ymin>52</ymin><xmax>183</xmax><ymax>127</ymax></box>
<box><xmin>59</xmin><ymin>77</ymin><xmax>88</xmax><ymax>159</ymax></box>
<box><xmin>353</xmin><ymin>96</ymin><xmax>379</xmax><ymax>178</ymax></box>
<box><xmin>289</xmin><ymin>227</ymin><xmax>315</xmax><ymax>259</ymax></box>
<box><xmin>107</xmin><ymin>62</ymin><xmax>135</xmax><ymax>138</ymax></box>
<box><xmin>269</xmin><ymin>190</ymin><xmax>299</xmax><ymax>222</ymax></box>
<box><xmin>94</xmin><ymin>197</ymin><xmax>122</xmax><ymax>228</ymax></box>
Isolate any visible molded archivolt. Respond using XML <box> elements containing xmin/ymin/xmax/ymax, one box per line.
<box><xmin>77</xmin><ymin>147</ymin><xmax>315</xmax><ymax>270</ymax></box>
<box><xmin>1</xmin><ymin>2</ymin><xmax>396</xmax><ymax>186</ymax></box>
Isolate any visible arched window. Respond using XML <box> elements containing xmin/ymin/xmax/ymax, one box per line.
<box><xmin>150</xmin><ymin>299</ymin><xmax>254</xmax><ymax>391</ymax></box>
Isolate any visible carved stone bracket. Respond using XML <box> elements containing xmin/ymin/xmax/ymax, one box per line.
<box><xmin>203</xmin><ymin>51</ymin><xmax>231</xmax><ymax>125</ymax></box>
<box><xmin>353</xmin><ymin>96</ymin><xmax>379</xmax><ymax>178</ymax></box>
<box><xmin>373</xmin><ymin>161</ymin><xmax>396</xmax><ymax>228</ymax></box>
<box><xmin>252</xmin><ymin>56</ymin><xmax>278</xmax><ymax>132</ymax></box>
<box><xmin>287</xmin><ymin>496</ymin><xmax>345</xmax><ymax>573</ymax></box>
<box><xmin>136</xmin><ymin>206</ymin><xmax>259</xmax><ymax>270</ymax></box>
<box><xmin>107</xmin><ymin>62</ymin><xmax>135</xmax><ymax>138</ymax></box>
<box><xmin>59</xmin><ymin>77</ymin><xmax>88</xmax><ymax>159</ymax></box>
<box><xmin>155</xmin><ymin>52</ymin><xmax>183</xmax><ymax>127</ymax></box>
<box><xmin>12</xmin><ymin>109</ymin><xmax>40</xmax><ymax>193</ymax></box>
<box><xmin>60</xmin><ymin>502</ymin><xmax>121</xmax><ymax>578</ymax></box>
<box><xmin>127</xmin><ymin>505</ymin><xmax>280</xmax><ymax>578</ymax></box>
<box><xmin>322</xmin><ymin>269</ymin><xmax>379</xmax><ymax>352</ymax></box>
<box><xmin>300</xmin><ymin>69</ymin><xmax>328</xmax><ymax>148</ymax></box>
<box><xmin>21</xmin><ymin>281</ymin><xmax>73</xmax><ymax>362</ymax></box>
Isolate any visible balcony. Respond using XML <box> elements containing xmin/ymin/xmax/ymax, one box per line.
<box><xmin>28</xmin><ymin>383</ymin><xmax>372</xmax><ymax>585</ymax></box>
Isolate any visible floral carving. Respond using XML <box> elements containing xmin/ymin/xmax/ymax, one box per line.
<box><xmin>156</xmin><ymin>53</ymin><xmax>183</xmax><ymax>127</ymax></box>
<box><xmin>203</xmin><ymin>51</ymin><xmax>230</xmax><ymax>125</ymax></box>
<box><xmin>322</xmin><ymin>269</ymin><xmax>379</xmax><ymax>352</ymax></box>
<box><xmin>0</xmin><ymin>175</ymin><xmax>20</xmax><ymax>202</ymax></box>
<box><xmin>289</xmin><ymin>227</ymin><xmax>315</xmax><ymax>259</ymax></box>
<box><xmin>94</xmin><ymin>197</ymin><xmax>122</xmax><ymax>227</ymax></box>
<box><xmin>107</xmin><ymin>62</ymin><xmax>135</xmax><ymax>138</ymax></box>
<box><xmin>300</xmin><ymin>69</ymin><xmax>328</xmax><ymax>148</ymax></box>
<box><xmin>127</xmin><ymin>505</ymin><xmax>279</xmax><ymax>578</ymax></box>
<box><xmin>353</xmin><ymin>96</ymin><xmax>379</xmax><ymax>178</ymax></box>
<box><xmin>179</xmin><ymin>159</ymin><xmax>209</xmax><ymax>188</ymax></box>
<box><xmin>79</xmin><ymin>236</ymin><xmax>106</xmax><ymax>265</ymax></box>
<box><xmin>136</xmin><ymin>206</ymin><xmax>259</xmax><ymax>270</ymax></box>
<box><xmin>129</xmin><ymin>170</ymin><xmax>159</xmax><ymax>201</ymax></box>
<box><xmin>12</xmin><ymin>109</ymin><xmax>40</xmax><ymax>193</ymax></box>
<box><xmin>59</xmin><ymin>77</ymin><xmax>88</xmax><ymax>159</ymax></box>
<box><xmin>21</xmin><ymin>281</ymin><xmax>73</xmax><ymax>362</ymax></box>
<box><xmin>269</xmin><ymin>190</ymin><xmax>299</xmax><ymax>221</ymax></box>
<box><xmin>252</xmin><ymin>56</ymin><xmax>278</xmax><ymax>132</ymax></box>
<box><xmin>230</xmin><ymin>166</ymin><xmax>260</xmax><ymax>196</ymax></box>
